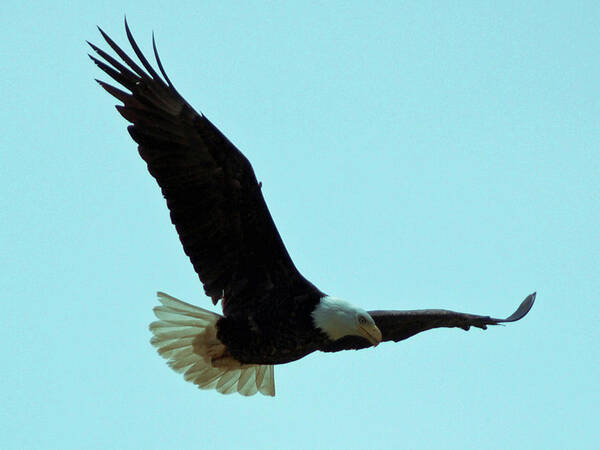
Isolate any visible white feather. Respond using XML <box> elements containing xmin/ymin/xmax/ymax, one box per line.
<box><xmin>216</xmin><ymin>369</ymin><xmax>240</xmax><ymax>394</ymax></box>
<box><xmin>150</xmin><ymin>292</ymin><xmax>275</xmax><ymax>397</ymax></box>
<box><xmin>238</xmin><ymin>370</ymin><xmax>258</xmax><ymax>396</ymax></box>
<box><xmin>259</xmin><ymin>366</ymin><xmax>275</xmax><ymax>396</ymax></box>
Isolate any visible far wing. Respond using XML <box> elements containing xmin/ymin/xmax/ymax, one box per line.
<box><xmin>322</xmin><ymin>292</ymin><xmax>536</xmax><ymax>352</ymax></box>
<box><xmin>89</xmin><ymin>20</ymin><xmax>322</xmax><ymax>313</ymax></box>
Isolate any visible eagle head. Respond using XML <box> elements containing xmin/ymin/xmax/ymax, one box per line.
<box><xmin>312</xmin><ymin>296</ymin><xmax>382</xmax><ymax>346</ymax></box>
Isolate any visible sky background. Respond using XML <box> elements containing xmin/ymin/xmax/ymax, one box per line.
<box><xmin>2</xmin><ymin>1</ymin><xmax>599</xmax><ymax>449</ymax></box>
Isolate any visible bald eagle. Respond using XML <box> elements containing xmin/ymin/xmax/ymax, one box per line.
<box><xmin>89</xmin><ymin>21</ymin><xmax>535</xmax><ymax>397</ymax></box>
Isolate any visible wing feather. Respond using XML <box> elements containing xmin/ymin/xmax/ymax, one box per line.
<box><xmin>90</xmin><ymin>21</ymin><xmax>322</xmax><ymax>312</ymax></box>
<box><xmin>323</xmin><ymin>293</ymin><xmax>536</xmax><ymax>352</ymax></box>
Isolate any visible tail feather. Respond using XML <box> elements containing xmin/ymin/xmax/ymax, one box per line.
<box><xmin>187</xmin><ymin>366</ymin><xmax>222</xmax><ymax>387</ymax></box>
<box><xmin>153</xmin><ymin>307</ymin><xmax>213</xmax><ymax>326</ymax></box>
<box><xmin>259</xmin><ymin>366</ymin><xmax>275</xmax><ymax>396</ymax></box>
<box><xmin>216</xmin><ymin>369</ymin><xmax>241</xmax><ymax>394</ymax></box>
<box><xmin>151</xmin><ymin>326</ymin><xmax>202</xmax><ymax>340</ymax></box>
<box><xmin>238</xmin><ymin>369</ymin><xmax>259</xmax><ymax>396</ymax></box>
<box><xmin>154</xmin><ymin>337</ymin><xmax>195</xmax><ymax>358</ymax></box>
<box><xmin>167</xmin><ymin>354</ymin><xmax>197</xmax><ymax>372</ymax></box>
<box><xmin>150</xmin><ymin>292</ymin><xmax>275</xmax><ymax>397</ymax></box>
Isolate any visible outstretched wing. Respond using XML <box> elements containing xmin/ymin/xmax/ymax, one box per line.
<box><xmin>323</xmin><ymin>293</ymin><xmax>536</xmax><ymax>352</ymax></box>
<box><xmin>88</xmin><ymin>20</ymin><xmax>322</xmax><ymax>313</ymax></box>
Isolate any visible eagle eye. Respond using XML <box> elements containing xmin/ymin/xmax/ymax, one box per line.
<box><xmin>358</xmin><ymin>315</ymin><xmax>367</xmax><ymax>325</ymax></box>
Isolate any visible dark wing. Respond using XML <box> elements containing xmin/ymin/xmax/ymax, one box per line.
<box><xmin>88</xmin><ymin>20</ymin><xmax>322</xmax><ymax>313</ymax></box>
<box><xmin>323</xmin><ymin>292</ymin><xmax>536</xmax><ymax>352</ymax></box>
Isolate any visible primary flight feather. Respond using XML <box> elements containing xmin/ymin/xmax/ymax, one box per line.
<box><xmin>89</xmin><ymin>20</ymin><xmax>535</xmax><ymax>397</ymax></box>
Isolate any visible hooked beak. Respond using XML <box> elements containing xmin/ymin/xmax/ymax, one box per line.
<box><xmin>359</xmin><ymin>324</ymin><xmax>382</xmax><ymax>347</ymax></box>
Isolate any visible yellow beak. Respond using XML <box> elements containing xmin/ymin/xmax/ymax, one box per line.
<box><xmin>359</xmin><ymin>324</ymin><xmax>383</xmax><ymax>347</ymax></box>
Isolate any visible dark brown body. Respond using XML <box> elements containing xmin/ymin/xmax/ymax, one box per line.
<box><xmin>217</xmin><ymin>293</ymin><xmax>331</xmax><ymax>365</ymax></box>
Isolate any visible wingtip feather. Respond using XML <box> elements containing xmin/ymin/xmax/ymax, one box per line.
<box><xmin>502</xmin><ymin>292</ymin><xmax>536</xmax><ymax>322</ymax></box>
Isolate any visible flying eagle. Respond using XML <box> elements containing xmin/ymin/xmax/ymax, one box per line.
<box><xmin>89</xmin><ymin>21</ymin><xmax>535</xmax><ymax>397</ymax></box>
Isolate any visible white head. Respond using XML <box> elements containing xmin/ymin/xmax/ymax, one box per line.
<box><xmin>312</xmin><ymin>296</ymin><xmax>382</xmax><ymax>346</ymax></box>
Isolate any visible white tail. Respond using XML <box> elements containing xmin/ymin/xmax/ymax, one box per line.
<box><xmin>149</xmin><ymin>292</ymin><xmax>275</xmax><ymax>397</ymax></box>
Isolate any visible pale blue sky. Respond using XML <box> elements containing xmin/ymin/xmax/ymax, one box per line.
<box><xmin>2</xmin><ymin>1</ymin><xmax>599</xmax><ymax>449</ymax></box>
